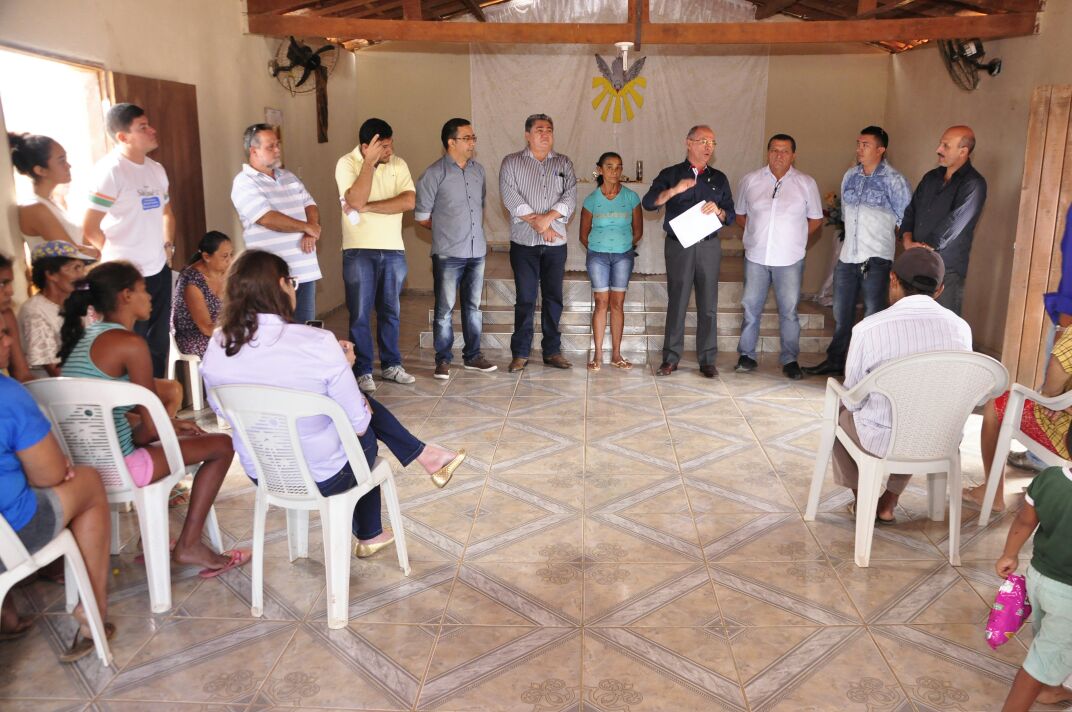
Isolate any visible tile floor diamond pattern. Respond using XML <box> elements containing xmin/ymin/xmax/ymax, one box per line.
<box><xmin>2</xmin><ymin>338</ymin><xmax>1065</xmax><ymax>711</ymax></box>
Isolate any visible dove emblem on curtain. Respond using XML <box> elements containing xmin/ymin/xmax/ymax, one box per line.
<box><xmin>592</xmin><ymin>54</ymin><xmax>647</xmax><ymax>123</ymax></box>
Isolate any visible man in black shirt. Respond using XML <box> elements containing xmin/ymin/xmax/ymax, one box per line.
<box><xmin>642</xmin><ymin>125</ymin><xmax>735</xmax><ymax>377</ymax></box>
<box><xmin>900</xmin><ymin>125</ymin><xmax>987</xmax><ymax>316</ymax></box>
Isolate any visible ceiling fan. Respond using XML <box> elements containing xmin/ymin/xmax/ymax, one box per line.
<box><xmin>939</xmin><ymin>38</ymin><xmax>1002</xmax><ymax>92</ymax></box>
<box><xmin>268</xmin><ymin>36</ymin><xmax>340</xmax><ymax>143</ymax></box>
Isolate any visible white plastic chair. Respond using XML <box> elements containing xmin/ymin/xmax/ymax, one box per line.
<box><xmin>167</xmin><ymin>332</ymin><xmax>205</xmax><ymax>411</ymax></box>
<box><xmin>977</xmin><ymin>383</ymin><xmax>1072</xmax><ymax>526</ymax></box>
<box><xmin>0</xmin><ymin>517</ymin><xmax>113</xmax><ymax>666</ymax></box>
<box><xmin>25</xmin><ymin>377</ymin><xmax>223</xmax><ymax>613</ymax></box>
<box><xmin>210</xmin><ymin>384</ymin><xmax>411</xmax><ymax>630</ymax></box>
<box><xmin>804</xmin><ymin>351</ymin><xmax>1008</xmax><ymax>567</ymax></box>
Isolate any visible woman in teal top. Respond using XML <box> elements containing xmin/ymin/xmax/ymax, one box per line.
<box><xmin>580</xmin><ymin>152</ymin><xmax>642</xmax><ymax>371</ymax></box>
<box><xmin>59</xmin><ymin>261</ymin><xmax>246</xmax><ymax>578</ymax></box>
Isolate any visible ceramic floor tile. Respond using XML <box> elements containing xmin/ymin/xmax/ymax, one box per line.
<box><xmin>806</xmin><ymin>511</ymin><xmax>946</xmax><ymax>563</ymax></box>
<box><xmin>491</xmin><ymin>442</ymin><xmax>585</xmax><ymax>476</ymax></box>
<box><xmin>698</xmin><ymin>512</ymin><xmax>826</xmax><ymax>563</ymax></box>
<box><xmin>834</xmin><ymin>559</ymin><xmax>991</xmax><ymax>625</ymax></box>
<box><xmin>727</xmin><ymin>626</ymin><xmax>909</xmax><ymax>711</ymax></box>
<box><xmin>712</xmin><ymin>560</ymin><xmax>861</xmax><ymax>627</ymax></box>
<box><xmin>583</xmin><ymin>563</ymin><xmax>720</xmax><ymax>627</ymax></box>
<box><xmin>583</xmin><ymin>516</ymin><xmax>702</xmax><ymax>564</ymax></box>
<box><xmin>415</xmin><ymin>416</ymin><xmax>505</xmax><ymax>444</ymax></box>
<box><xmin>445</xmin><ymin>562</ymin><xmax>582</xmax><ymax>626</ymax></box>
<box><xmin>684</xmin><ymin>471</ymin><xmax>798</xmax><ymax>515</ymax></box>
<box><xmin>417</xmin><ymin>625</ymin><xmax>581</xmax><ymax>711</ymax></box>
<box><xmin>312</xmin><ymin>560</ymin><xmax>454</xmax><ymax>626</ymax></box>
<box><xmin>582</xmin><ymin>627</ymin><xmax>746</xmax><ymax>710</ymax></box>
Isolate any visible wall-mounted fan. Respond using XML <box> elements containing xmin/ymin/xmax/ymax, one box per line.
<box><xmin>268</xmin><ymin>36</ymin><xmax>339</xmax><ymax>143</ymax></box>
<box><xmin>939</xmin><ymin>38</ymin><xmax>1002</xmax><ymax>92</ymax></box>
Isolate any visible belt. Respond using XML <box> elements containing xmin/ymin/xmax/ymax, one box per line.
<box><xmin>668</xmin><ymin>232</ymin><xmax>718</xmax><ymax>244</ymax></box>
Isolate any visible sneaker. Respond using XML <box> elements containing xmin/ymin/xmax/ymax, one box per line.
<box><xmin>1006</xmin><ymin>450</ymin><xmax>1045</xmax><ymax>473</ymax></box>
<box><xmin>357</xmin><ymin>374</ymin><xmax>377</xmax><ymax>393</ymax></box>
<box><xmin>782</xmin><ymin>361</ymin><xmax>804</xmax><ymax>380</ymax></box>
<box><xmin>434</xmin><ymin>362</ymin><xmax>450</xmax><ymax>380</ymax></box>
<box><xmin>735</xmin><ymin>355</ymin><xmax>758</xmax><ymax>373</ymax></box>
<box><xmin>463</xmin><ymin>355</ymin><xmax>498</xmax><ymax>373</ymax></box>
<box><xmin>382</xmin><ymin>365</ymin><xmax>416</xmax><ymax>384</ymax></box>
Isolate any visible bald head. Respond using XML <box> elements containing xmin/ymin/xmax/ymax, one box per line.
<box><xmin>937</xmin><ymin>125</ymin><xmax>975</xmax><ymax>173</ymax></box>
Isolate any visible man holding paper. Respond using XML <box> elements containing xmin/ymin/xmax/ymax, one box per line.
<box><xmin>734</xmin><ymin>134</ymin><xmax>824</xmax><ymax>380</ymax></box>
<box><xmin>642</xmin><ymin>125</ymin><xmax>735</xmax><ymax>378</ymax></box>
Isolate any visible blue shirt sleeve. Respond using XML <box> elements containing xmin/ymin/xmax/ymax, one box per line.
<box><xmin>2</xmin><ymin>380</ymin><xmax>52</xmax><ymax>452</ymax></box>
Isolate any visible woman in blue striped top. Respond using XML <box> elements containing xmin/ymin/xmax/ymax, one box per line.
<box><xmin>59</xmin><ymin>261</ymin><xmax>246</xmax><ymax>577</ymax></box>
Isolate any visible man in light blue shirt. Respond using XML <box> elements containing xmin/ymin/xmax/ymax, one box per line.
<box><xmin>415</xmin><ymin>118</ymin><xmax>495</xmax><ymax>379</ymax></box>
<box><xmin>805</xmin><ymin>126</ymin><xmax>911</xmax><ymax>378</ymax></box>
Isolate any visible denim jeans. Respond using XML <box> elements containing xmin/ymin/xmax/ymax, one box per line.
<box><xmin>738</xmin><ymin>258</ymin><xmax>804</xmax><ymax>365</ymax></box>
<box><xmin>936</xmin><ymin>271</ymin><xmax>965</xmax><ymax>316</ymax></box>
<box><xmin>134</xmin><ymin>265</ymin><xmax>172</xmax><ymax>378</ymax></box>
<box><xmin>586</xmin><ymin>250</ymin><xmax>635</xmax><ymax>292</ymax></box>
<box><xmin>343</xmin><ymin>249</ymin><xmax>407</xmax><ymax>376</ymax></box>
<box><xmin>293</xmin><ymin>280</ymin><xmax>317</xmax><ymax>324</ymax></box>
<box><xmin>314</xmin><ymin>394</ymin><xmax>424</xmax><ymax>540</ymax></box>
<box><xmin>432</xmin><ymin>255</ymin><xmax>485</xmax><ymax>365</ymax></box>
<box><xmin>826</xmin><ymin>257</ymin><xmax>891</xmax><ymax>367</ymax></box>
<box><xmin>509</xmin><ymin>242</ymin><xmax>567</xmax><ymax>359</ymax></box>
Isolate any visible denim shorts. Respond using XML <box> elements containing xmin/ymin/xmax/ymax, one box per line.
<box><xmin>1024</xmin><ymin>564</ymin><xmax>1072</xmax><ymax>685</ymax></box>
<box><xmin>0</xmin><ymin>488</ymin><xmax>64</xmax><ymax>573</ymax></box>
<box><xmin>586</xmin><ymin>250</ymin><xmax>635</xmax><ymax>292</ymax></box>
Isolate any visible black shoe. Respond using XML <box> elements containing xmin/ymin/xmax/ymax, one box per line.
<box><xmin>735</xmin><ymin>355</ymin><xmax>758</xmax><ymax>373</ymax></box>
<box><xmin>699</xmin><ymin>364</ymin><xmax>718</xmax><ymax>378</ymax></box>
<box><xmin>801</xmin><ymin>360</ymin><xmax>844</xmax><ymax>377</ymax></box>
<box><xmin>782</xmin><ymin>361</ymin><xmax>804</xmax><ymax>380</ymax></box>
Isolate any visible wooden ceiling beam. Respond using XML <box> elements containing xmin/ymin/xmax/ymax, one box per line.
<box><xmin>854</xmin><ymin>0</ymin><xmax>925</xmax><ymax>20</ymax></box>
<box><xmin>949</xmin><ymin>0</ymin><xmax>1042</xmax><ymax>11</ymax></box>
<box><xmin>459</xmin><ymin>0</ymin><xmax>487</xmax><ymax>22</ymax></box>
<box><xmin>246</xmin><ymin>0</ymin><xmax>319</xmax><ymax>14</ymax></box>
<box><xmin>248</xmin><ymin>10</ymin><xmax>1037</xmax><ymax>44</ymax></box>
<box><xmin>402</xmin><ymin>0</ymin><xmax>421</xmax><ymax>20</ymax></box>
<box><xmin>755</xmin><ymin>0</ymin><xmax>802</xmax><ymax>20</ymax></box>
<box><xmin>857</xmin><ymin>0</ymin><xmax>878</xmax><ymax>13</ymax></box>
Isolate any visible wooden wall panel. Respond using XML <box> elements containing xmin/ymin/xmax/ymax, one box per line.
<box><xmin>1002</xmin><ymin>85</ymin><xmax>1072</xmax><ymax>386</ymax></box>
<box><xmin>110</xmin><ymin>72</ymin><xmax>207</xmax><ymax>267</ymax></box>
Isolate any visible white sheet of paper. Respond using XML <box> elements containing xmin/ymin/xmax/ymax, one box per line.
<box><xmin>668</xmin><ymin>201</ymin><xmax>723</xmax><ymax>248</ymax></box>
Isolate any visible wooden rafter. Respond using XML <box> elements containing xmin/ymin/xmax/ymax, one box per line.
<box><xmin>755</xmin><ymin>0</ymin><xmax>801</xmax><ymax>20</ymax></box>
<box><xmin>854</xmin><ymin>0</ymin><xmax>925</xmax><ymax>19</ymax></box>
<box><xmin>459</xmin><ymin>0</ymin><xmax>486</xmax><ymax>22</ymax></box>
<box><xmin>247</xmin><ymin>10</ymin><xmax>1038</xmax><ymax>44</ymax></box>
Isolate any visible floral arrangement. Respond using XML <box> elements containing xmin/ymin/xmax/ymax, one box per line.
<box><xmin>824</xmin><ymin>192</ymin><xmax>845</xmax><ymax>241</ymax></box>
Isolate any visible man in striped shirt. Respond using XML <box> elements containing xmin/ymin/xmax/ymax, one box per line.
<box><xmin>834</xmin><ymin>247</ymin><xmax>972</xmax><ymax>523</ymax></box>
<box><xmin>230</xmin><ymin>124</ymin><xmax>321</xmax><ymax>323</ymax></box>
<box><xmin>499</xmin><ymin>114</ymin><xmax>578</xmax><ymax>373</ymax></box>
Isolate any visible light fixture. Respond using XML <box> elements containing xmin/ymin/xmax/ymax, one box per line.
<box><xmin>615</xmin><ymin>41</ymin><xmax>634</xmax><ymax>71</ymax></box>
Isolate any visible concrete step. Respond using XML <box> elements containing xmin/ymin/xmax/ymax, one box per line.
<box><xmin>419</xmin><ymin>328</ymin><xmax>831</xmax><ymax>354</ymax></box>
<box><xmin>482</xmin><ymin>277</ymin><xmax>775</xmax><ymax>311</ymax></box>
<box><xmin>427</xmin><ymin>308</ymin><xmax>825</xmax><ymax>332</ymax></box>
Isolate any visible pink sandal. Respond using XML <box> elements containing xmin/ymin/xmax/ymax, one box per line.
<box><xmin>198</xmin><ymin>549</ymin><xmax>252</xmax><ymax>579</ymax></box>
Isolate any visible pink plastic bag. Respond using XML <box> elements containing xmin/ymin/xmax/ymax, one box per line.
<box><xmin>985</xmin><ymin>574</ymin><xmax>1032</xmax><ymax>650</ymax></box>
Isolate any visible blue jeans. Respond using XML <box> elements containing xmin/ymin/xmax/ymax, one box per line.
<box><xmin>293</xmin><ymin>280</ymin><xmax>317</xmax><ymax>324</ymax></box>
<box><xmin>343</xmin><ymin>249</ymin><xmax>407</xmax><ymax>376</ymax></box>
<box><xmin>509</xmin><ymin>242</ymin><xmax>566</xmax><ymax>359</ymax></box>
<box><xmin>826</xmin><ymin>257</ymin><xmax>890</xmax><ymax>367</ymax></box>
<box><xmin>586</xmin><ymin>251</ymin><xmax>635</xmax><ymax>292</ymax></box>
<box><xmin>738</xmin><ymin>258</ymin><xmax>804</xmax><ymax>365</ymax></box>
<box><xmin>134</xmin><ymin>265</ymin><xmax>172</xmax><ymax>378</ymax></box>
<box><xmin>315</xmin><ymin>394</ymin><xmax>424</xmax><ymax>540</ymax></box>
<box><xmin>433</xmin><ymin>255</ymin><xmax>485</xmax><ymax>365</ymax></box>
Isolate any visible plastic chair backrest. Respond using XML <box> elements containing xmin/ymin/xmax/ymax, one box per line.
<box><xmin>210</xmin><ymin>384</ymin><xmax>375</xmax><ymax>502</ymax></box>
<box><xmin>0</xmin><ymin>515</ymin><xmax>33</xmax><ymax>573</ymax></box>
<box><xmin>25</xmin><ymin>378</ymin><xmax>186</xmax><ymax>493</ymax></box>
<box><xmin>854</xmin><ymin>351</ymin><xmax>1007</xmax><ymax>461</ymax></box>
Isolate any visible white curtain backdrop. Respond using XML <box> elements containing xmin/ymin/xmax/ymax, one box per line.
<box><xmin>468</xmin><ymin>0</ymin><xmax>768</xmax><ymax>246</ymax></box>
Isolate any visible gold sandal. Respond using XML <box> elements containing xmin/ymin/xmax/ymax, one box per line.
<box><xmin>430</xmin><ymin>450</ymin><xmax>466</xmax><ymax>489</ymax></box>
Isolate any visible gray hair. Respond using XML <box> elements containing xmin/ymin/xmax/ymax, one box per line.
<box><xmin>243</xmin><ymin>123</ymin><xmax>276</xmax><ymax>153</ymax></box>
<box><xmin>686</xmin><ymin>125</ymin><xmax>712</xmax><ymax>139</ymax></box>
<box><xmin>525</xmin><ymin>114</ymin><xmax>554</xmax><ymax>132</ymax></box>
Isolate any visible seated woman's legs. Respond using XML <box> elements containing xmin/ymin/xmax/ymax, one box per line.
<box><xmin>50</xmin><ymin>465</ymin><xmax>111</xmax><ymax>636</ymax></box>
<box><xmin>315</xmin><ymin>429</ymin><xmax>389</xmax><ymax>546</ymax></box>
<box><xmin>364</xmin><ymin>395</ymin><xmax>459</xmax><ymax>474</ymax></box>
<box><xmin>143</xmin><ymin>433</ymin><xmax>236</xmax><ymax>570</ymax></box>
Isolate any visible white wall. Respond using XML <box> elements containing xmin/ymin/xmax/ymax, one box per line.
<box><xmin>884</xmin><ymin>3</ymin><xmax>1072</xmax><ymax>355</ymax></box>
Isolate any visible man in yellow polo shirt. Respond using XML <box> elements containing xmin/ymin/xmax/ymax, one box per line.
<box><xmin>336</xmin><ymin>118</ymin><xmax>416</xmax><ymax>394</ymax></box>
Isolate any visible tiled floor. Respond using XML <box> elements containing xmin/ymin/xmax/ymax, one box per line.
<box><xmin>2</xmin><ymin>298</ymin><xmax>1068</xmax><ymax>711</ymax></box>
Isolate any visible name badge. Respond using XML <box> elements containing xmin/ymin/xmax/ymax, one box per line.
<box><xmin>141</xmin><ymin>196</ymin><xmax>161</xmax><ymax>210</ymax></box>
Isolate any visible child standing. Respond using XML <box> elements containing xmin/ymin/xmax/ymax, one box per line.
<box><xmin>996</xmin><ymin>465</ymin><xmax>1072</xmax><ymax>710</ymax></box>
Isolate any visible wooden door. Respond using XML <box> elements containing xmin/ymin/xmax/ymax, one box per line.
<box><xmin>1001</xmin><ymin>85</ymin><xmax>1072</xmax><ymax>387</ymax></box>
<box><xmin>111</xmin><ymin>73</ymin><xmax>206</xmax><ymax>266</ymax></box>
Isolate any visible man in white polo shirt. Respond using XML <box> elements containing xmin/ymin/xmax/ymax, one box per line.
<box><xmin>735</xmin><ymin>134</ymin><xmax>824</xmax><ymax>380</ymax></box>
<box><xmin>231</xmin><ymin>123</ymin><xmax>321</xmax><ymax>323</ymax></box>
<box><xmin>336</xmin><ymin>118</ymin><xmax>416</xmax><ymax>394</ymax></box>
<box><xmin>83</xmin><ymin>103</ymin><xmax>173</xmax><ymax>378</ymax></box>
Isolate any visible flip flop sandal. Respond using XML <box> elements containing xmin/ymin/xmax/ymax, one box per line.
<box><xmin>848</xmin><ymin>501</ymin><xmax>896</xmax><ymax>525</ymax></box>
<box><xmin>610</xmin><ymin>358</ymin><xmax>633</xmax><ymax>370</ymax></box>
<box><xmin>198</xmin><ymin>548</ymin><xmax>252</xmax><ymax>579</ymax></box>
<box><xmin>168</xmin><ymin>482</ymin><xmax>191</xmax><ymax>508</ymax></box>
<box><xmin>587</xmin><ymin>360</ymin><xmax>601</xmax><ymax>371</ymax></box>
<box><xmin>59</xmin><ymin>621</ymin><xmax>115</xmax><ymax>663</ymax></box>
<box><xmin>0</xmin><ymin>616</ymin><xmax>35</xmax><ymax>641</ymax></box>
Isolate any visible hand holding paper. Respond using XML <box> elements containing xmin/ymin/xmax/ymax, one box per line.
<box><xmin>668</xmin><ymin>201</ymin><xmax>724</xmax><ymax>248</ymax></box>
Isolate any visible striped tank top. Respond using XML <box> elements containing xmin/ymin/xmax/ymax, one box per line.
<box><xmin>62</xmin><ymin>321</ymin><xmax>136</xmax><ymax>455</ymax></box>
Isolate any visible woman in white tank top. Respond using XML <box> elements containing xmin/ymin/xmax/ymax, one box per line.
<box><xmin>9</xmin><ymin>132</ymin><xmax>100</xmax><ymax>260</ymax></box>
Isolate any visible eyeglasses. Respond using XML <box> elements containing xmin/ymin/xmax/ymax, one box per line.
<box><xmin>453</xmin><ymin>135</ymin><xmax>477</xmax><ymax>143</ymax></box>
<box><xmin>689</xmin><ymin>139</ymin><xmax>716</xmax><ymax>148</ymax></box>
<box><xmin>285</xmin><ymin>277</ymin><xmax>298</xmax><ymax>290</ymax></box>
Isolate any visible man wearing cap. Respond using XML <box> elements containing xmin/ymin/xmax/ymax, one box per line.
<box><xmin>19</xmin><ymin>241</ymin><xmax>93</xmax><ymax>378</ymax></box>
<box><xmin>833</xmin><ymin>247</ymin><xmax>972</xmax><ymax>524</ymax></box>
